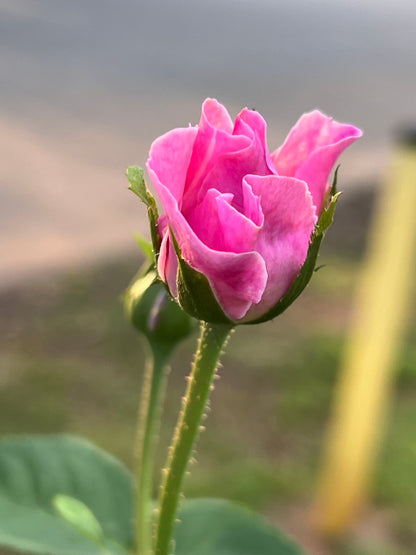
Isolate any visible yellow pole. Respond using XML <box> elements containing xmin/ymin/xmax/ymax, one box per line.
<box><xmin>312</xmin><ymin>136</ymin><xmax>416</xmax><ymax>535</ymax></box>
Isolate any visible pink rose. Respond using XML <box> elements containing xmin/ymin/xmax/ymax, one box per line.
<box><xmin>146</xmin><ymin>99</ymin><xmax>361</xmax><ymax>323</ymax></box>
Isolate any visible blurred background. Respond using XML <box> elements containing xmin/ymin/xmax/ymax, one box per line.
<box><xmin>1</xmin><ymin>0</ymin><xmax>415</xmax><ymax>553</ymax></box>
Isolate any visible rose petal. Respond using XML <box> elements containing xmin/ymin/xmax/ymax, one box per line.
<box><xmin>147</xmin><ymin>101</ymin><xmax>361</xmax><ymax>323</ymax></box>
<box><xmin>241</xmin><ymin>178</ymin><xmax>263</xmax><ymax>226</ymax></box>
<box><xmin>185</xmin><ymin>103</ymin><xmax>276</xmax><ymax>216</ymax></box>
<box><xmin>272</xmin><ymin>110</ymin><xmax>362</xmax><ymax>213</ymax></box>
<box><xmin>199</xmin><ymin>111</ymin><xmax>276</xmax><ymax>214</ymax></box>
<box><xmin>147</xmin><ymin>126</ymin><xmax>198</xmax><ymax>206</ymax></box>
<box><xmin>243</xmin><ymin>174</ymin><xmax>317</xmax><ymax>321</ymax></box>
<box><xmin>202</xmin><ymin>97</ymin><xmax>234</xmax><ymax>133</ymax></box>
<box><xmin>157</xmin><ymin>218</ymin><xmax>178</xmax><ymax>298</ymax></box>
<box><xmin>187</xmin><ymin>188</ymin><xmax>263</xmax><ymax>253</ymax></box>
<box><xmin>182</xmin><ymin>99</ymin><xmax>250</xmax><ymax>214</ymax></box>
<box><xmin>234</xmin><ymin>107</ymin><xmax>276</xmax><ymax>175</ymax></box>
<box><xmin>148</xmin><ymin>166</ymin><xmax>268</xmax><ymax>320</ymax></box>
<box><xmin>158</xmin><ymin>233</ymin><xmax>179</xmax><ymax>298</ymax></box>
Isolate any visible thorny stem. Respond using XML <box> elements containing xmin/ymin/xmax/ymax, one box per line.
<box><xmin>154</xmin><ymin>322</ymin><xmax>233</xmax><ymax>555</ymax></box>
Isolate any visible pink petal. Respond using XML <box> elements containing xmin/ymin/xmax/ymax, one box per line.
<box><xmin>148</xmin><ymin>165</ymin><xmax>268</xmax><ymax>320</ymax></box>
<box><xmin>241</xmin><ymin>179</ymin><xmax>263</xmax><ymax>227</ymax></box>
<box><xmin>202</xmin><ymin>97</ymin><xmax>234</xmax><ymax>133</ymax></box>
<box><xmin>157</xmin><ymin>217</ymin><xmax>178</xmax><ymax>298</ymax></box>
<box><xmin>272</xmin><ymin>110</ymin><xmax>362</xmax><ymax>214</ymax></box>
<box><xmin>198</xmin><ymin>111</ymin><xmax>276</xmax><ymax>214</ymax></box>
<box><xmin>234</xmin><ymin>107</ymin><xmax>276</xmax><ymax>175</ymax></box>
<box><xmin>158</xmin><ymin>233</ymin><xmax>179</xmax><ymax>298</ymax></box>
<box><xmin>187</xmin><ymin>188</ymin><xmax>263</xmax><ymax>253</ymax></box>
<box><xmin>182</xmin><ymin>99</ymin><xmax>250</xmax><ymax>214</ymax></box>
<box><xmin>184</xmin><ymin>103</ymin><xmax>277</xmax><ymax>217</ymax></box>
<box><xmin>147</xmin><ymin>126</ymin><xmax>198</xmax><ymax>206</ymax></box>
<box><xmin>243</xmin><ymin>174</ymin><xmax>317</xmax><ymax>321</ymax></box>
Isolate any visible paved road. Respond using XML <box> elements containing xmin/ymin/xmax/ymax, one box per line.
<box><xmin>1</xmin><ymin>0</ymin><xmax>415</xmax><ymax>286</ymax></box>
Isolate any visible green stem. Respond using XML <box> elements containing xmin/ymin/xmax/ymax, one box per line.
<box><xmin>135</xmin><ymin>345</ymin><xmax>170</xmax><ymax>555</ymax></box>
<box><xmin>154</xmin><ymin>322</ymin><xmax>233</xmax><ymax>555</ymax></box>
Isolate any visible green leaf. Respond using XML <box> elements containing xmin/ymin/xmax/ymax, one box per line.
<box><xmin>53</xmin><ymin>495</ymin><xmax>103</xmax><ymax>544</ymax></box>
<box><xmin>0</xmin><ymin>435</ymin><xmax>133</xmax><ymax>555</ymax></box>
<box><xmin>170</xmin><ymin>229</ymin><xmax>233</xmax><ymax>324</ymax></box>
<box><xmin>175</xmin><ymin>498</ymin><xmax>303</xmax><ymax>555</ymax></box>
<box><xmin>126</xmin><ymin>165</ymin><xmax>161</xmax><ymax>260</ymax></box>
<box><xmin>126</xmin><ymin>165</ymin><xmax>154</xmax><ymax>208</ymax></box>
<box><xmin>248</xmin><ymin>189</ymin><xmax>341</xmax><ymax>325</ymax></box>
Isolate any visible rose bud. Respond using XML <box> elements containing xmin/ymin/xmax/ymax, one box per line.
<box><xmin>129</xmin><ymin>99</ymin><xmax>361</xmax><ymax>325</ymax></box>
<box><xmin>124</xmin><ymin>269</ymin><xmax>194</xmax><ymax>355</ymax></box>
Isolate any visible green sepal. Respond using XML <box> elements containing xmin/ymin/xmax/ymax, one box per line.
<box><xmin>331</xmin><ymin>164</ymin><xmax>340</xmax><ymax>196</ymax></box>
<box><xmin>126</xmin><ymin>165</ymin><xmax>161</xmax><ymax>261</ymax></box>
<box><xmin>53</xmin><ymin>495</ymin><xmax>103</xmax><ymax>545</ymax></box>
<box><xmin>170</xmin><ymin>229</ymin><xmax>233</xmax><ymax>324</ymax></box>
<box><xmin>316</xmin><ymin>191</ymin><xmax>341</xmax><ymax>235</ymax></box>
<box><xmin>126</xmin><ymin>165</ymin><xmax>154</xmax><ymax>210</ymax></box>
<box><xmin>247</xmin><ymin>188</ymin><xmax>341</xmax><ymax>325</ymax></box>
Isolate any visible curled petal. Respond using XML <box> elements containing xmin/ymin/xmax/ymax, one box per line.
<box><xmin>272</xmin><ymin>110</ymin><xmax>362</xmax><ymax>213</ymax></box>
<box><xmin>202</xmin><ymin>97</ymin><xmax>234</xmax><ymax>133</ymax></box>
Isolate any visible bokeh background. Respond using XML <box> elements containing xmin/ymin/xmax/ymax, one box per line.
<box><xmin>1</xmin><ymin>1</ymin><xmax>416</xmax><ymax>553</ymax></box>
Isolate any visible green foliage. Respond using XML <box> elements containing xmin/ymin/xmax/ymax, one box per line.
<box><xmin>126</xmin><ymin>165</ymin><xmax>161</xmax><ymax>261</ymax></box>
<box><xmin>175</xmin><ymin>498</ymin><xmax>302</xmax><ymax>555</ymax></box>
<box><xmin>126</xmin><ymin>166</ymin><xmax>154</xmax><ymax>208</ymax></box>
<box><xmin>0</xmin><ymin>436</ymin><xmax>303</xmax><ymax>555</ymax></box>
<box><xmin>0</xmin><ymin>436</ymin><xmax>133</xmax><ymax>554</ymax></box>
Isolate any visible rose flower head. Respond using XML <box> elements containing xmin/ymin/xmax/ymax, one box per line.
<box><xmin>128</xmin><ymin>99</ymin><xmax>361</xmax><ymax>325</ymax></box>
